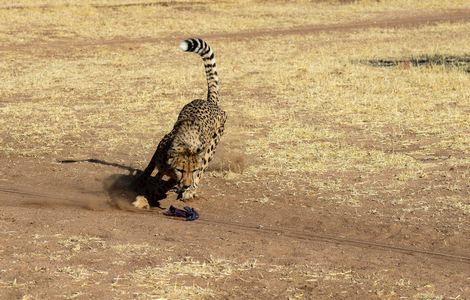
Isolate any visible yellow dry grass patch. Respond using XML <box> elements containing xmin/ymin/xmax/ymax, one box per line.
<box><xmin>114</xmin><ymin>256</ymin><xmax>256</xmax><ymax>299</ymax></box>
<box><xmin>55</xmin><ymin>265</ymin><xmax>94</xmax><ymax>281</ymax></box>
<box><xmin>246</xmin><ymin>121</ymin><xmax>422</xmax><ymax>174</ymax></box>
<box><xmin>134</xmin><ymin>256</ymin><xmax>256</xmax><ymax>280</ymax></box>
<box><xmin>268</xmin><ymin>263</ymin><xmax>354</xmax><ymax>282</ymax></box>
<box><xmin>111</xmin><ymin>242</ymin><xmax>155</xmax><ymax>256</ymax></box>
<box><xmin>267</xmin><ymin>263</ymin><xmax>356</xmax><ymax>299</ymax></box>
<box><xmin>58</xmin><ymin>235</ymin><xmax>106</xmax><ymax>252</ymax></box>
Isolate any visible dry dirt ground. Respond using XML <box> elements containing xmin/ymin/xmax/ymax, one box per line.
<box><xmin>1</xmin><ymin>1</ymin><xmax>470</xmax><ymax>299</ymax></box>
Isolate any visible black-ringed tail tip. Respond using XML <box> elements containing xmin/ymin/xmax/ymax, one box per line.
<box><xmin>179</xmin><ymin>40</ymin><xmax>190</xmax><ymax>51</ymax></box>
<box><xmin>178</xmin><ymin>38</ymin><xmax>210</xmax><ymax>54</ymax></box>
<box><xmin>179</xmin><ymin>38</ymin><xmax>204</xmax><ymax>52</ymax></box>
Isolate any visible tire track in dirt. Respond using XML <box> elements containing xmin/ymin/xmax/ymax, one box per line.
<box><xmin>198</xmin><ymin>217</ymin><xmax>470</xmax><ymax>265</ymax></box>
<box><xmin>2</xmin><ymin>186</ymin><xmax>470</xmax><ymax>264</ymax></box>
<box><xmin>0</xmin><ymin>9</ymin><xmax>468</xmax><ymax>52</ymax></box>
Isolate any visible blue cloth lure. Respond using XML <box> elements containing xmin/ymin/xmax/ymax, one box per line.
<box><xmin>163</xmin><ymin>205</ymin><xmax>199</xmax><ymax>221</ymax></box>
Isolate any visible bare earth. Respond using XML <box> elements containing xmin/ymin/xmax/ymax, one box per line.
<box><xmin>1</xmin><ymin>3</ymin><xmax>470</xmax><ymax>300</ymax></box>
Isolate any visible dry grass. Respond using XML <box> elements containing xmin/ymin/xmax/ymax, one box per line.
<box><xmin>55</xmin><ymin>265</ymin><xmax>95</xmax><ymax>281</ymax></box>
<box><xmin>265</xmin><ymin>262</ymin><xmax>454</xmax><ymax>299</ymax></box>
<box><xmin>113</xmin><ymin>256</ymin><xmax>257</xmax><ymax>299</ymax></box>
<box><xmin>1</xmin><ymin>0</ymin><xmax>470</xmax><ymax>298</ymax></box>
<box><xmin>58</xmin><ymin>235</ymin><xmax>106</xmax><ymax>252</ymax></box>
<box><xmin>110</xmin><ymin>242</ymin><xmax>155</xmax><ymax>256</ymax></box>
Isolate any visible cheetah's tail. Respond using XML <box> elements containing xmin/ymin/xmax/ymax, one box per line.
<box><xmin>179</xmin><ymin>38</ymin><xmax>219</xmax><ymax>104</ymax></box>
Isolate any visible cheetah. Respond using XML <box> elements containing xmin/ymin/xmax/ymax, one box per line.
<box><xmin>138</xmin><ymin>38</ymin><xmax>227</xmax><ymax>200</ymax></box>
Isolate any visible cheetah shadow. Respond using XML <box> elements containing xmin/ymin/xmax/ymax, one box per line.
<box><xmin>59</xmin><ymin>159</ymin><xmax>172</xmax><ymax>209</ymax></box>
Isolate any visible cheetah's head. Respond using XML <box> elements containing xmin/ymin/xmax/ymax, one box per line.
<box><xmin>167</xmin><ymin>143</ymin><xmax>204</xmax><ymax>196</ymax></box>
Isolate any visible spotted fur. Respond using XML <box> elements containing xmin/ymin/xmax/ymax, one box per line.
<box><xmin>139</xmin><ymin>38</ymin><xmax>227</xmax><ymax>200</ymax></box>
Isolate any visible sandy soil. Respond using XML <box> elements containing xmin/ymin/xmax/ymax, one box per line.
<box><xmin>1</xmin><ymin>7</ymin><xmax>470</xmax><ymax>300</ymax></box>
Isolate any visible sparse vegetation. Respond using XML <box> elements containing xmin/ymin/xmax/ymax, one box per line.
<box><xmin>1</xmin><ymin>0</ymin><xmax>469</xmax><ymax>299</ymax></box>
